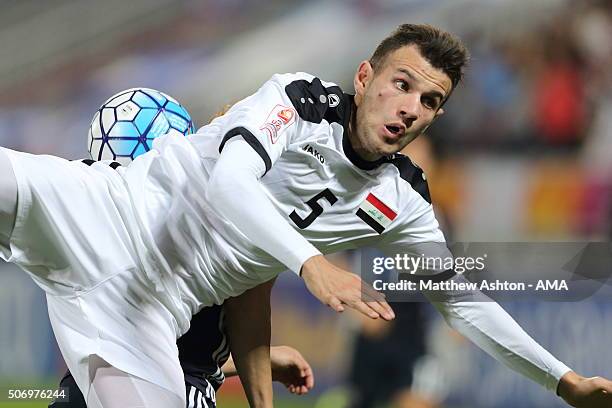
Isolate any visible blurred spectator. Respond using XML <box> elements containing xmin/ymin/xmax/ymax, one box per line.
<box><xmin>532</xmin><ymin>15</ymin><xmax>587</xmax><ymax>149</ymax></box>
<box><xmin>347</xmin><ymin>299</ymin><xmax>435</xmax><ymax>408</ymax></box>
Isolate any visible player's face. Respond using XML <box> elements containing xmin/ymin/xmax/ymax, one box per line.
<box><xmin>352</xmin><ymin>45</ymin><xmax>452</xmax><ymax>161</ymax></box>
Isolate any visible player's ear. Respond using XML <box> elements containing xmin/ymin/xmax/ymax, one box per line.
<box><xmin>354</xmin><ymin>60</ymin><xmax>374</xmax><ymax>103</ymax></box>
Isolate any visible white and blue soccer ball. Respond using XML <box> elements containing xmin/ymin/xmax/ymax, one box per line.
<box><xmin>88</xmin><ymin>87</ymin><xmax>195</xmax><ymax>165</ymax></box>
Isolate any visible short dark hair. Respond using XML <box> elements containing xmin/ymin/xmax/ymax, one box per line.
<box><xmin>370</xmin><ymin>24</ymin><xmax>469</xmax><ymax>90</ymax></box>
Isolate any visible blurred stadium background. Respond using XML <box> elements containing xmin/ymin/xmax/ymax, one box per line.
<box><xmin>0</xmin><ymin>0</ymin><xmax>611</xmax><ymax>407</ymax></box>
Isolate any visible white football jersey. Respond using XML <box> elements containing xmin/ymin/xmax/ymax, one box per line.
<box><xmin>121</xmin><ymin>72</ymin><xmax>443</xmax><ymax>327</ymax></box>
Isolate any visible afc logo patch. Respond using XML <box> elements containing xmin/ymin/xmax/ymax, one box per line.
<box><xmin>260</xmin><ymin>104</ymin><xmax>297</xmax><ymax>144</ymax></box>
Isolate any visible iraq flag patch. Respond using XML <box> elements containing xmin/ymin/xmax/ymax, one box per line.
<box><xmin>356</xmin><ymin>193</ymin><xmax>397</xmax><ymax>234</ymax></box>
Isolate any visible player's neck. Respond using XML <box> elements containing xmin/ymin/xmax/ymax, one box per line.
<box><xmin>345</xmin><ymin>110</ymin><xmax>386</xmax><ymax>170</ymax></box>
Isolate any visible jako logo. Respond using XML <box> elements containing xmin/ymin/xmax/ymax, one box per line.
<box><xmin>302</xmin><ymin>143</ymin><xmax>325</xmax><ymax>164</ymax></box>
<box><xmin>260</xmin><ymin>105</ymin><xmax>297</xmax><ymax>144</ymax></box>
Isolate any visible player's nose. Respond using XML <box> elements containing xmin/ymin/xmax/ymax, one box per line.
<box><xmin>398</xmin><ymin>93</ymin><xmax>420</xmax><ymax>126</ymax></box>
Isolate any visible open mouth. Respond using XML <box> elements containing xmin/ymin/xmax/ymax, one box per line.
<box><xmin>384</xmin><ymin>124</ymin><xmax>403</xmax><ymax>136</ymax></box>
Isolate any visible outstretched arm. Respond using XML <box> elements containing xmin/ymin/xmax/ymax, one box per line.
<box><xmin>425</xmin><ymin>274</ymin><xmax>612</xmax><ymax>407</ymax></box>
<box><xmin>224</xmin><ymin>279</ymin><xmax>275</xmax><ymax>408</ymax></box>
<box><xmin>376</xmin><ymin>192</ymin><xmax>612</xmax><ymax>406</ymax></box>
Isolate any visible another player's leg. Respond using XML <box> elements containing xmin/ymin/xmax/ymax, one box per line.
<box><xmin>0</xmin><ymin>148</ymin><xmax>17</xmax><ymax>250</ymax></box>
<box><xmin>185</xmin><ymin>382</ymin><xmax>217</xmax><ymax>408</ymax></box>
<box><xmin>50</xmin><ymin>370</ymin><xmax>214</xmax><ymax>408</ymax></box>
<box><xmin>48</xmin><ymin>373</ymin><xmax>85</xmax><ymax>408</ymax></box>
<box><xmin>86</xmin><ymin>356</ymin><xmax>183</xmax><ymax>408</ymax></box>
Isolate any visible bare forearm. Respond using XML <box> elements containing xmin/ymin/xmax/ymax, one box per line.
<box><xmin>225</xmin><ymin>280</ymin><xmax>275</xmax><ymax>408</ymax></box>
<box><xmin>234</xmin><ymin>344</ymin><xmax>273</xmax><ymax>408</ymax></box>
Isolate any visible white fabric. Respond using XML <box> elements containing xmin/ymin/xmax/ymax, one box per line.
<box><xmin>0</xmin><ymin>148</ymin><xmax>185</xmax><ymax>402</ymax></box>
<box><xmin>0</xmin><ymin>148</ymin><xmax>17</xmax><ymax>250</ymax></box>
<box><xmin>425</xmin><ymin>275</ymin><xmax>571</xmax><ymax>392</ymax></box>
<box><xmin>87</xmin><ymin>356</ymin><xmax>183</xmax><ymax>408</ymax></box>
<box><xmin>45</xmin><ymin>277</ymin><xmax>185</xmax><ymax>404</ymax></box>
<box><xmin>206</xmin><ymin>138</ymin><xmax>320</xmax><ymax>273</ymax></box>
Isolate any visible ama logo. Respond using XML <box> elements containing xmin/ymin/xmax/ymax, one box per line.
<box><xmin>260</xmin><ymin>105</ymin><xmax>297</xmax><ymax>144</ymax></box>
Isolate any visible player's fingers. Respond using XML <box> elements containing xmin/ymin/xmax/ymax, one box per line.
<box><xmin>295</xmin><ymin>355</ymin><xmax>310</xmax><ymax>372</ymax></box>
<box><xmin>359</xmin><ymin>291</ymin><xmax>395</xmax><ymax>320</ymax></box>
<box><xmin>351</xmin><ymin>300</ymin><xmax>381</xmax><ymax>319</ymax></box>
<box><xmin>296</xmin><ymin>354</ymin><xmax>311</xmax><ymax>370</ymax></box>
<box><xmin>360</xmin><ymin>283</ymin><xmax>386</xmax><ymax>302</ymax></box>
<box><xmin>377</xmin><ymin>300</ymin><xmax>395</xmax><ymax>320</ymax></box>
<box><xmin>357</xmin><ymin>275</ymin><xmax>384</xmax><ymax>295</ymax></box>
<box><xmin>328</xmin><ymin>296</ymin><xmax>345</xmax><ymax>313</ymax></box>
<box><xmin>359</xmin><ymin>288</ymin><xmax>394</xmax><ymax>320</ymax></box>
<box><xmin>365</xmin><ymin>300</ymin><xmax>395</xmax><ymax>321</ymax></box>
<box><xmin>303</xmin><ymin>367</ymin><xmax>315</xmax><ymax>389</ymax></box>
<box><xmin>597</xmin><ymin>377</ymin><xmax>612</xmax><ymax>392</ymax></box>
<box><xmin>360</xmin><ymin>289</ymin><xmax>383</xmax><ymax>304</ymax></box>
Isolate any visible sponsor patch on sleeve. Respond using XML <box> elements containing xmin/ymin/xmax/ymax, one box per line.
<box><xmin>260</xmin><ymin>104</ymin><xmax>297</xmax><ymax>144</ymax></box>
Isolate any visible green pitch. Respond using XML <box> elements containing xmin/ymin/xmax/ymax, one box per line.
<box><xmin>218</xmin><ymin>395</ymin><xmax>314</xmax><ymax>408</ymax></box>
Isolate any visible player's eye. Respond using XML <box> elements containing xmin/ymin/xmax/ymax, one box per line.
<box><xmin>395</xmin><ymin>80</ymin><xmax>408</xmax><ymax>91</ymax></box>
<box><xmin>422</xmin><ymin>97</ymin><xmax>439</xmax><ymax>110</ymax></box>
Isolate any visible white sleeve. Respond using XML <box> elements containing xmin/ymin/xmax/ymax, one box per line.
<box><xmin>216</xmin><ymin>74</ymin><xmax>304</xmax><ymax>173</ymax></box>
<box><xmin>206</xmin><ymin>138</ymin><xmax>321</xmax><ymax>274</ymax></box>
<box><xmin>424</xmin><ymin>274</ymin><xmax>572</xmax><ymax>392</ymax></box>
<box><xmin>379</xmin><ymin>207</ymin><xmax>572</xmax><ymax>393</ymax></box>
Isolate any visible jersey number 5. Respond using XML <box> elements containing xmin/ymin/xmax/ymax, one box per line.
<box><xmin>289</xmin><ymin>188</ymin><xmax>338</xmax><ymax>229</ymax></box>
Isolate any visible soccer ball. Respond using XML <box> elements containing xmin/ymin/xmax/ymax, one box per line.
<box><xmin>88</xmin><ymin>88</ymin><xmax>195</xmax><ymax>165</ymax></box>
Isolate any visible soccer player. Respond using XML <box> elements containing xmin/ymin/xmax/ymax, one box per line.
<box><xmin>1</xmin><ymin>23</ymin><xmax>611</xmax><ymax>408</ymax></box>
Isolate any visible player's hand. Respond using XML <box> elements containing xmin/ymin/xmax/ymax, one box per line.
<box><xmin>300</xmin><ymin>255</ymin><xmax>395</xmax><ymax>321</ymax></box>
<box><xmin>270</xmin><ymin>346</ymin><xmax>314</xmax><ymax>395</ymax></box>
<box><xmin>558</xmin><ymin>371</ymin><xmax>612</xmax><ymax>407</ymax></box>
